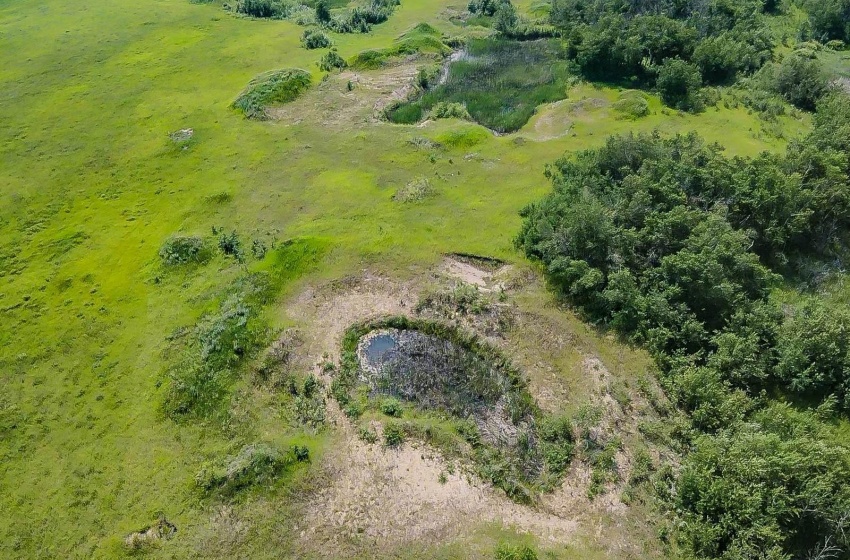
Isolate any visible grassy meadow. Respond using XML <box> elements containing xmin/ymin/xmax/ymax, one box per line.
<box><xmin>0</xmin><ymin>0</ymin><xmax>815</xmax><ymax>557</ymax></box>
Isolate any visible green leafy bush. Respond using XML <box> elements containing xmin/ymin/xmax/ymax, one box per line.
<box><xmin>771</xmin><ymin>54</ymin><xmax>829</xmax><ymax>111</ymax></box>
<box><xmin>379</xmin><ymin>397</ymin><xmax>403</xmax><ymax>417</ymax></box>
<box><xmin>383</xmin><ymin>421</ymin><xmax>405</xmax><ymax>447</ymax></box>
<box><xmin>494</xmin><ymin>542</ymin><xmax>538</xmax><ymax>560</ymax></box>
<box><xmin>777</xmin><ymin>298</ymin><xmax>850</xmax><ymax>409</ymax></box>
<box><xmin>301</xmin><ymin>28</ymin><xmax>332</xmax><ymax>49</ymax></box>
<box><xmin>233</xmin><ymin>69</ymin><xmax>312</xmax><ymax>119</ymax></box>
<box><xmin>318</xmin><ymin>49</ymin><xmax>347</xmax><ymax>71</ymax></box>
<box><xmin>656</xmin><ymin>58</ymin><xmax>703</xmax><ymax>111</ymax></box>
<box><xmin>428</xmin><ymin>101</ymin><xmax>472</xmax><ymax>120</ymax></box>
<box><xmin>235</xmin><ymin>0</ymin><xmax>285</xmax><ymax>18</ymax></box>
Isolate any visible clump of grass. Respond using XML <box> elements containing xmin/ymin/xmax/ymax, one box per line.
<box><xmin>388</xmin><ymin>38</ymin><xmax>571</xmax><ymax>133</ymax></box>
<box><xmin>358</xmin><ymin>425</ymin><xmax>378</xmax><ymax>443</ymax></box>
<box><xmin>159</xmin><ymin>235</ymin><xmax>211</xmax><ymax>266</ymax></box>
<box><xmin>294</xmin><ymin>374</ymin><xmax>327</xmax><ymax>429</ymax></box>
<box><xmin>434</xmin><ymin>126</ymin><xmax>489</xmax><ymax>149</ymax></box>
<box><xmin>195</xmin><ymin>443</ymin><xmax>308</xmax><ymax>497</ymax></box>
<box><xmin>232</xmin><ymin>69</ymin><xmax>312</xmax><ymax>119</ymax></box>
<box><xmin>393</xmin><ymin>177</ymin><xmax>434</xmax><ymax>203</ymax></box>
<box><xmin>416</xmin><ymin>282</ymin><xmax>487</xmax><ymax>315</ymax></box>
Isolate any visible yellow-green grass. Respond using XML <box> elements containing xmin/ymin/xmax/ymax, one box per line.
<box><xmin>0</xmin><ymin>0</ymin><xmax>813</xmax><ymax>557</ymax></box>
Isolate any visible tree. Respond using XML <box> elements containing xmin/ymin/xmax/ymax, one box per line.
<box><xmin>777</xmin><ymin>298</ymin><xmax>850</xmax><ymax>408</ymax></box>
<box><xmin>494</xmin><ymin>1</ymin><xmax>519</xmax><ymax>34</ymax></box>
<box><xmin>656</xmin><ymin>58</ymin><xmax>703</xmax><ymax>111</ymax></box>
<box><xmin>315</xmin><ymin>0</ymin><xmax>331</xmax><ymax>24</ymax></box>
<box><xmin>773</xmin><ymin>54</ymin><xmax>829</xmax><ymax>111</ymax></box>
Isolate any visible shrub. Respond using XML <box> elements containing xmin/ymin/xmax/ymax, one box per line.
<box><xmin>233</xmin><ymin>69</ymin><xmax>312</xmax><ymax>119</ymax></box>
<box><xmin>383</xmin><ymin>421</ymin><xmax>405</xmax><ymax>447</ymax></box>
<box><xmin>358</xmin><ymin>426</ymin><xmax>378</xmax><ymax>443</ymax></box>
<box><xmin>159</xmin><ymin>235</ymin><xmax>210</xmax><ymax>266</ymax></box>
<box><xmin>301</xmin><ymin>28</ymin><xmax>332</xmax><ymax>49</ymax></box>
<box><xmin>468</xmin><ymin>0</ymin><xmax>510</xmax><ymax>16</ymax></box>
<box><xmin>235</xmin><ymin>0</ymin><xmax>284</xmax><ymax>18</ymax></box>
<box><xmin>656</xmin><ymin>58</ymin><xmax>703</xmax><ymax>111</ymax></box>
<box><xmin>217</xmin><ymin>230</ymin><xmax>243</xmax><ymax>261</ymax></box>
<box><xmin>315</xmin><ymin>0</ymin><xmax>331</xmax><ymax>23</ymax></box>
<box><xmin>494</xmin><ymin>543</ymin><xmax>538</xmax><ymax>560</ymax></box>
<box><xmin>318</xmin><ymin>48</ymin><xmax>347</xmax><ymax>71</ymax></box>
<box><xmin>379</xmin><ymin>397</ymin><xmax>403</xmax><ymax>417</ymax></box>
<box><xmin>428</xmin><ymin>101</ymin><xmax>472</xmax><ymax>120</ymax></box>
<box><xmin>777</xmin><ymin>298</ymin><xmax>850</xmax><ymax>409</ymax></box>
<box><xmin>772</xmin><ymin>54</ymin><xmax>829</xmax><ymax>111</ymax></box>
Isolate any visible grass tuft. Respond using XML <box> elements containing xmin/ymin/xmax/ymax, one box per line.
<box><xmin>233</xmin><ymin>69</ymin><xmax>312</xmax><ymax>119</ymax></box>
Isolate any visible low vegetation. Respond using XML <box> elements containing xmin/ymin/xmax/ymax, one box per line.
<box><xmin>388</xmin><ymin>38</ymin><xmax>572</xmax><ymax>132</ymax></box>
<box><xmin>195</xmin><ymin>443</ymin><xmax>309</xmax><ymax>497</ymax></box>
<box><xmin>349</xmin><ymin>23</ymin><xmax>450</xmax><ymax>69</ymax></box>
<box><xmin>232</xmin><ymin>69</ymin><xmax>312</xmax><ymax>119</ymax></box>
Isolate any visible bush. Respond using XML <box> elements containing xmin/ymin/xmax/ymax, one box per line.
<box><xmin>232</xmin><ymin>69</ymin><xmax>312</xmax><ymax>119</ymax></box>
<box><xmin>379</xmin><ymin>397</ymin><xmax>403</xmax><ymax>417</ymax></box>
<box><xmin>217</xmin><ymin>230</ymin><xmax>243</xmax><ymax>261</ymax></box>
<box><xmin>494</xmin><ymin>543</ymin><xmax>538</xmax><ymax>560</ymax></box>
<box><xmin>772</xmin><ymin>54</ymin><xmax>829</xmax><ymax>111</ymax></box>
<box><xmin>319</xmin><ymin>48</ymin><xmax>347</xmax><ymax>71</ymax></box>
<box><xmin>159</xmin><ymin>235</ymin><xmax>210</xmax><ymax>266</ymax></box>
<box><xmin>676</xmin><ymin>405</ymin><xmax>850</xmax><ymax>559</ymax></box>
<box><xmin>301</xmin><ymin>28</ymin><xmax>332</xmax><ymax>49</ymax></box>
<box><xmin>235</xmin><ymin>0</ymin><xmax>284</xmax><ymax>18</ymax></box>
<box><xmin>428</xmin><ymin>101</ymin><xmax>472</xmax><ymax>120</ymax></box>
<box><xmin>315</xmin><ymin>0</ymin><xmax>331</xmax><ymax>23</ymax></box>
<box><xmin>656</xmin><ymin>58</ymin><xmax>703</xmax><ymax>111</ymax></box>
<box><xmin>383</xmin><ymin>421</ymin><xmax>405</xmax><ymax>447</ymax></box>
<box><xmin>777</xmin><ymin>298</ymin><xmax>850</xmax><ymax>409</ymax></box>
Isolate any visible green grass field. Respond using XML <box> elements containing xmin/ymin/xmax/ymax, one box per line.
<box><xmin>0</xmin><ymin>0</ymin><xmax>815</xmax><ymax>557</ymax></box>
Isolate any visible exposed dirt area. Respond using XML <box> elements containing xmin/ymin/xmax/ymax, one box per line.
<box><xmin>266</xmin><ymin>60</ymin><xmax>424</xmax><ymax>127</ymax></box>
<box><xmin>281</xmin><ymin>258</ymin><xmax>662</xmax><ymax>558</ymax></box>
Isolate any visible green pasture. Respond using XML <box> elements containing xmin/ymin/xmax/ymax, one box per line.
<box><xmin>0</xmin><ymin>0</ymin><xmax>814</xmax><ymax>556</ymax></box>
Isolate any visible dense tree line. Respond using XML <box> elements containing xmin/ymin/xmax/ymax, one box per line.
<box><xmin>517</xmin><ymin>92</ymin><xmax>850</xmax><ymax>558</ymax></box>
<box><xmin>543</xmin><ymin>0</ymin><xmax>841</xmax><ymax>111</ymax></box>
